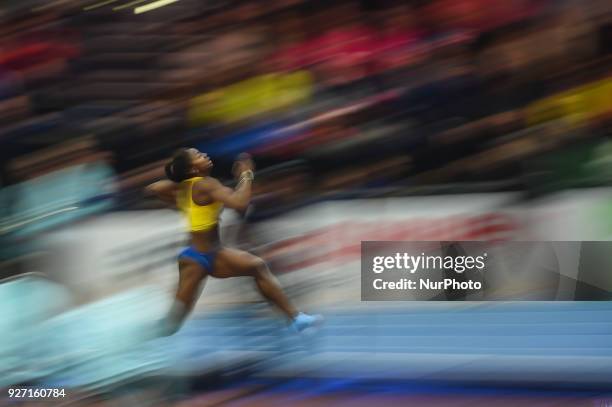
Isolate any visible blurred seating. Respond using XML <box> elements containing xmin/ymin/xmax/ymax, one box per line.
<box><xmin>0</xmin><ymin>0</ymin><xmax>610</xmax><ymax>213</ymax></box>
<box><xmin>2</xmin><ymin>138</ymin><xmax>116</xmax><ymax>237</ymax></box>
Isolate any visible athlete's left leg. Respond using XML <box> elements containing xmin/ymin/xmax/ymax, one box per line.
<box><xmin>211</xmin><ymin>248</ymin><xmax>298</xmax><ymax>320</ymax></box>
<box><xmin>159</xmin><ymin>258</ymin><xmax>207</xmax><ymax>336</ymax></box>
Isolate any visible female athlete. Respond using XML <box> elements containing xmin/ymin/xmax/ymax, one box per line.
<box><xmin>146</xmin><ymin>148</ymin><xmax>322</xmax><ymax>336</ymax></box>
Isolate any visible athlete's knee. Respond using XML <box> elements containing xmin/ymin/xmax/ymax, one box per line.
<box><xmin>250</xmin><ymin>257</ymin><xmax>269</xmax><ymax>277</ymax></box>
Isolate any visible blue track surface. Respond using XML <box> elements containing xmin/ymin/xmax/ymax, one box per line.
<box><xmin>2</xmin><ymin>275</ymin><xmax>612</xmax><ymax>392</ymax></box>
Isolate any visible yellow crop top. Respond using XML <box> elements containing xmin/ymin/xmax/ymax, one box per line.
<box><xmin>177</xmin><ymin>177</ymin><xmax>223</xmax><ymax>232</ymax></box>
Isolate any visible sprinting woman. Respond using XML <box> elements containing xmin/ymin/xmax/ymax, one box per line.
<box><xmin>146</xmin><ymin>148</ymin><xmax>322</xmax><ymax>336</ymax></box>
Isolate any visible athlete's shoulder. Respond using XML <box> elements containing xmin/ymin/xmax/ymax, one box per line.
<box><xmin>192</xmin><ymin>176</ymin><xmax>223</xmax><ymax>192</ymax></box>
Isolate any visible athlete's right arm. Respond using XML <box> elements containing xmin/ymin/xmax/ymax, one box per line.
<box><xmin>145</xmin><ymin>180</ymin><xmax>177</xmax><ymax>206</ymax></box>
<box><xmin>193</xmin><ymin>176</ymin><xmax>252</xmax><ymax>211</ymax></box>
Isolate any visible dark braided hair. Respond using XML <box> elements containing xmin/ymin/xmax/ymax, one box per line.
<box><xmin>165</xmin><ymin>149</ymin><xmax>192</xmax><ymax>183</ymax></box>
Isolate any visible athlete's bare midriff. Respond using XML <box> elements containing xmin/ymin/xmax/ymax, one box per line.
<box><xmin>189</xmin><ymin>226</ymin><xmax>221</xmax><ymax>253</ymax></box>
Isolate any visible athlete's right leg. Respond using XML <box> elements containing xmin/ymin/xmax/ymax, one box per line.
<box><xmin>212</xmin><ymin>248</ymin><xmax>298</xmax><ymax>319</ymax></box>
<box><xmin>212</xmin><ymin>248</ymin><xmax>323</xmax><ymax>332</ymax></box>
<box><xmin>160</xmin><ymin>259</ymin><xmax>207</xmax><ymax>336</ymax></box>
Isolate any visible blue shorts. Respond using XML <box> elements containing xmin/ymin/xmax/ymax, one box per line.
<box><xmin>178</xmin><ymin>247</ymin><xmax>217</xmax><ymax>273</ymax></box>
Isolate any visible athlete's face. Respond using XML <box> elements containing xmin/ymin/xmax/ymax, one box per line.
<box><xmin>188</xmin><ymin>148</ymin><xmax>213</xmax><ymax>175</ymax></box>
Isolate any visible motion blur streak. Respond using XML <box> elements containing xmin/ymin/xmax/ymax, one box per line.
<box><xmin>1</xmin><ymin>0</ymin><xmax>612</xmax><ymax>405</ymax></box>
<box><xmin>134</xmin><ymin>0</ymin><xmax>180</xmax><ymax>14</ymax></box>
<box><xmin>113</xmin><ymin>0</ymin><xmax>149</xmax><ymax>11</ymax></box>
<box><xmin>83</xmin><ymin>0</ymin><xmax>122</xmax><ymax>11</ymax></box>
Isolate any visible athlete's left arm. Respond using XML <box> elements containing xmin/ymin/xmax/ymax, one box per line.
<box><xmin>145</xmin><ymin>180</ymin><xmax>177</xmax><ymax>206</ymax></box>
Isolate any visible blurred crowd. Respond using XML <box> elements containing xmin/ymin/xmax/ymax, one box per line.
<box><xmin>1</xmin><ymin>0</ymin><xmax>612</xmax><ymax>243</ymax></box>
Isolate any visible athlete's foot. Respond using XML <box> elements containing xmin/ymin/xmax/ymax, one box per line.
<box><xmin>291</xmin><ymin>312</ymin><xmax>324</xmax><ymax>333</ymax></box>
<box><xmin>153</xmin><ymin>315</ymin><xmax>182</xmax><ymax>337</ymax></box>
<box><xmin>154</xmin><ymin>300</ymin><xmax>187</xmax><ymax>337</ymax></box>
